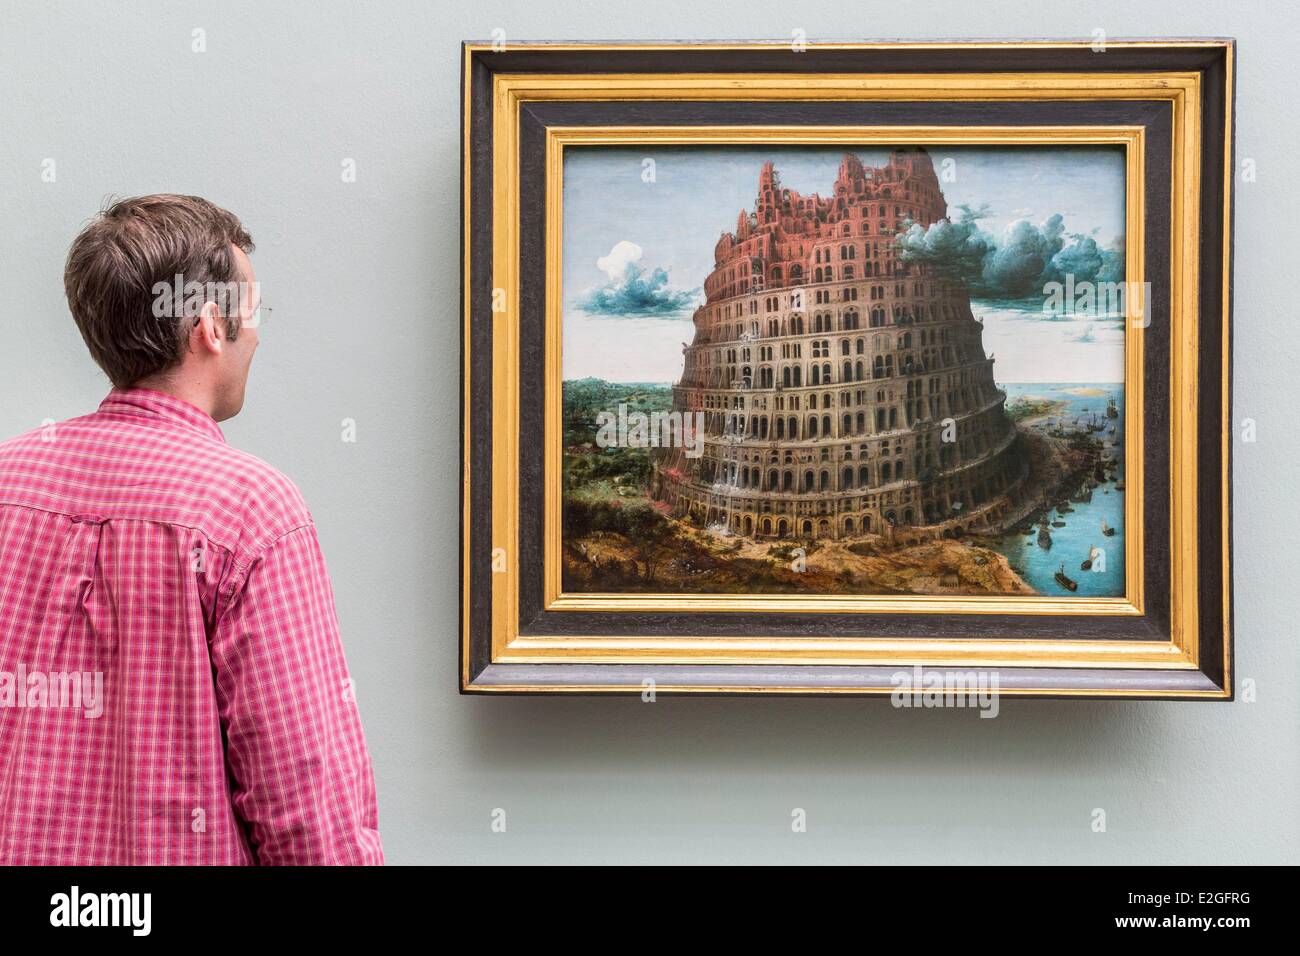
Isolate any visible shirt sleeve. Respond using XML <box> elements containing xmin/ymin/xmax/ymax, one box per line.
<box><xmin>210</xmin><ymin>524</ymin><xmax>384</xmax><ymax>865</ymax></box>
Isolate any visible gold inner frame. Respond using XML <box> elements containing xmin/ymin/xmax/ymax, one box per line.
<box><xmin>463</xmin><ymin>60</ymin><xmax>1229</xmax><ymax>690</ymax></box>
<box><xmin>544</xmin><ymin>126</ymin><xmax>1145</xmax><ymax>620</ymax></box>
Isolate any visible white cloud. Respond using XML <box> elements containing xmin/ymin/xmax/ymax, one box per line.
<box><xmin>596</xmin><ymin>240</ymin><xmax>642</xmax><ymax>281</ymax></box>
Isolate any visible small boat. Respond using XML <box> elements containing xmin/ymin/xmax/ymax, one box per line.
<box><xmin>1052</xmin><ymin>520</ymin><xmax>1066</xmax><ymax>528</ymax></box>
<box><xmin>1057</xmin><ymin>503</ymin><xmax>1074</xmax><ymax>515</ymax></box>
<box><xmin>1101</xmin><ymin>520</ymin><xmax>1116</xmax><ymax>537</ymax></box>
<box><xmin>1038</xmin><ymin>526</ymin><xmax>1053</xmax><ymax>549</ymax></box>
<box><xmin>1055</xmin><ymin>564</ymin><xmax>1078</xmax><ymax>591</ymax></box>
<box><xmin>1081</xmin><ymin>545</ymin><xmax>1100</xmax><ymax>572</ymax></box>
<box><xmin>1115</xmin><ymin>481</ymin><xmax>1125</xmax><ymax>491</ymax></box>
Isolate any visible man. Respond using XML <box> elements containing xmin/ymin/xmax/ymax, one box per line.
<box><xmin>0</xmin><ymin>195</ymin><xmax>382</xmax><ymax>865</ymax></box>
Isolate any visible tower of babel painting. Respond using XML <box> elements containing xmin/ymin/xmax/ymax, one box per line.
<box><xmin>652</xmin><ymin>149</ymin><xmax>1030</xmax><ymax>542</ymax></box>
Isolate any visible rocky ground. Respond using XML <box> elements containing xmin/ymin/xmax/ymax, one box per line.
<box><xmin>564</xmin><ymin>522</ymin><xmax>1031</xmax><ymax>596</ymax></box>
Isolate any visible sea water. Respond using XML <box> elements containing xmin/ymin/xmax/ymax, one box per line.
<box><xmin>990</xmin><ymin>383</ymin><xmax>1126</xmax><ymax>598</ymax></box>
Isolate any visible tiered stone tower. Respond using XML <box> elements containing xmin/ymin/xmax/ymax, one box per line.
<box><xmin>652</xmin><ymin>150</ymin><xmax>1028</xmax><ymax>542</ymax></box>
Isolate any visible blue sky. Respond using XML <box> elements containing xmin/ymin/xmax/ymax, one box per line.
<box><xmin>562</xmin><ymin>145</ymin><xmax>1127</xmax><ymax>384</ymax></box>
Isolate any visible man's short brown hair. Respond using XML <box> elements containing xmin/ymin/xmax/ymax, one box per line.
<box><xmin>64</xmin><ymin>195</ymin><xmax>255</xmax><ymax>388</ymax></box>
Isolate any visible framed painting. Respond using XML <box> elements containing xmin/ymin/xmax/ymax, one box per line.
<box><xmin>460</xmin><ymin>39</ymin><xmax>1235</xmax><ymax>698</ymax></box>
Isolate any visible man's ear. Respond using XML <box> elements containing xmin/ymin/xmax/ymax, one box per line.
<box><xmin>190</xmin><ymin>300</ymin><xmax>225</xmax><ymax>357</ymax></box>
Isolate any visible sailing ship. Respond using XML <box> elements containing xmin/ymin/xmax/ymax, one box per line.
<box><xmin>1106</xmin><ymin>395</ymin><xmax>1119</xmax><ymax>419</ymax></box>
<box><xmin>1037</xmin><ymin>525</ymin><xmax>1053</xmax><ymax>549</ymax></box>
<box><xmin>1081</xmin><ymin>545</ymin><xmax>1100</xmax><ymax>572</ymax></box>
<box><xmin>1055</xmin><ymin>564</ymin><xmax>1078</xmax><ymax>591</ymax></box>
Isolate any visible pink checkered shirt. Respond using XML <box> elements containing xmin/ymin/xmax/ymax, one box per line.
<box><xmin>0</xmin><ymin>388</ymin><xmax>382</xmax><ymax>865</ymax></box>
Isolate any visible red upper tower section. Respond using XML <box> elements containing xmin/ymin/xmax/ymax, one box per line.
<box><xmin>703</xmin><ymin>150</ymin><xmax>946</xmax><ymax>304</ymax></box>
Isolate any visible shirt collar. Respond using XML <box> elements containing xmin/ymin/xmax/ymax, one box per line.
<box><xmin>98</xmin><ymin>388</ymin><xmax>226</xmax><ymax>442</ymax></box>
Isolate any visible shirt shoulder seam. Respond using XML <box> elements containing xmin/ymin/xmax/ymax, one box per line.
<box><xmin>219</xmin><ymin>519</ymin><xmax>319</xmax><ymax>600</ymax></box>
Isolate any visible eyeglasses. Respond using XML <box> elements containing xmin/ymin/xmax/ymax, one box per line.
<box><xmin>191</xmin><ymin>302</ymin><xmax>273</xmax><ymax>329</ymax></box>
<box><xmin>243</xmin><ymin>303</ymin><xmax>272</xmax><ymax>329</ymax></box>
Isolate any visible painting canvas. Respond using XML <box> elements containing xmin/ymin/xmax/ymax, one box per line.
<box><xmin>560</xmin><ymin>145</ymin><xmax>1130</xmax><ymax>599</ymax></box>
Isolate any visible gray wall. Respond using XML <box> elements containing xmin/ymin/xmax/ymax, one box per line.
<box><xmin>1</xmin><ymin>0</ymin><xmax>1294</xmax><ymax>865</ymax></box>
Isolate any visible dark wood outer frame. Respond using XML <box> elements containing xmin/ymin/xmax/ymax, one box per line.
<box><xmin>517</xmin><ymin>101</ymin><xmax>1171</xmax><ymax>641</ymax></box>
<box><xmin>461</xmin><ymin>41</ymin><xmax>1235</xmax><ymax>698</ymax></box>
